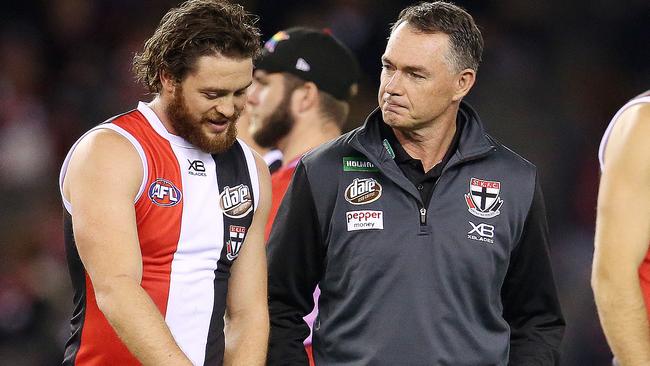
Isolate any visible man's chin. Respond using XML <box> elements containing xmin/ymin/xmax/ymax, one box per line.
<box><xmin>381</xmin><ymin>110</ymin><xmax>403</xmax><ymax>125</ymax></box>
<box><xmin>184</xmin><ymin>125</ymin><xmax>235</xmax><ymax>153</ymax></box>
<box><xmin>199</xmin><ymin>136</ymin><xmax>236</xmax><ymax>154</ymax></box>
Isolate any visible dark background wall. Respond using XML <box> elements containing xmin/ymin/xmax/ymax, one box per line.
<box><xmin>1</xmin><ymin>0</ymin><xmax>648</xmax><ymax>364</ymax></box>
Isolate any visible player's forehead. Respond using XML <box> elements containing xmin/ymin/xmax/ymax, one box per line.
<box><xmin>185</xmin><ymin>54</ymin><xmax>253</xmax><ymax>90</ymax></box>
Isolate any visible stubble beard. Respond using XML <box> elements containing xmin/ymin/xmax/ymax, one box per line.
<box><xmin>251</xmin><ymin>96</ymin><xmax>295</xmax><ymax>149</ymax></box>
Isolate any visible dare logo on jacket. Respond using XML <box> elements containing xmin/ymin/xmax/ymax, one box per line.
<box><xmin>220</xmin><ymin>184</ymin><xmax>253</xmax><ymax>218</ymax></box>
<box><xmin>345</xmin><ymin>178</ymin><xmax>382</xmax><ymax>205</ymax></box>
<box><xmin>148</xmin><ymin>178</ymin><xmax>182</xmax><ymax>207</ymax></box>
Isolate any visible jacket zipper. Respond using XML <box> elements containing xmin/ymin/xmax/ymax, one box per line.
<box><xmin>416</xmin><ymin>148</ymin><xmax>495</xmax><ymax>228</ymax></box>
<box><xmin>419</xmin><ymin>207</ymin><xmax>427</xmax><ymax>225</ymax></box>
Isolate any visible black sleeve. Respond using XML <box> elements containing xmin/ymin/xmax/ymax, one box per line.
<box><xmin>501</xmin><ymin>179</ymin><xmax>565</xmax><ymax>365</ymax></box>
<box><xmin>267</xmin><ymin>161</ymin><xmax>325</xmax><ymax>366</ymax></box>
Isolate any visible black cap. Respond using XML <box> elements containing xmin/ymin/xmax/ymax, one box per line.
<box><xmin>256</xmin><ymin>27</ymin><xmax>360</xmax><ymax>101</ymax></box>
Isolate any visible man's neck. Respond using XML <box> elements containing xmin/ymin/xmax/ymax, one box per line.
<box><xmin>393</xmin><ymin>108</ymin><xmax>459</xmax><ymax>172</ymax></box>
<box><xmin>147</xmin><ymin>97</ymin><xmax>177</xmax><ymax>135</ymax></box>
<box><xmin>278</xmin><ymin>118</ymin><xmax>341</xmax><ymax>165</ymax></box>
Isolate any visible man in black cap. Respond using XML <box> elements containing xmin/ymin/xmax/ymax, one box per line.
<box><xmin>246</xmin><ymin>26</ymin><xmax>359</xmax><ymax>364</ymax></box>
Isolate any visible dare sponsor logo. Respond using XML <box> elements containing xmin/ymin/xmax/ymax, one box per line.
<box><xmin>148</xmin><ymin>178</ymin><xmax>182</xmax><ymax>207</ymax></box>
<box><xmin>220</xmin><ymin>184</ymin><xmax>253</xmax><ymax>218</ymax></box>
<box><xmin>344</xmin><ymin>178</ymin><xmax>382</xmax><ymax>205</ymax></box>
<box><xmin>346</xmin><ymin>210</ymin><xmax>384</xmax><ymax>231</ymax></box>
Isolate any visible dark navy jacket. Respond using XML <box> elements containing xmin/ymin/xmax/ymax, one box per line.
<box><xmin>267</xmin><ymin>102</ymin><xmax>565</xmax><ymax>365</ymax></box>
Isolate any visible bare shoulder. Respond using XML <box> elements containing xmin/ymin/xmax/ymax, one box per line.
<box><xmin>603</xmin><ymin>102</ymin><xmax>650</xmax><ymax>176</ymax></box>
<box><xmin>252</xmin><ymin>150</ymin><xmax>271</xmax><ymax>184</ymax></box>
<box><xmin>63</xmin><ymin>128</ymin><xmax>143</xmax><ymax>202</ymax></box>
<box><xmin>251</xmin><ymin>150</ymin><xmax>272</xmax><ymax>215</ymax></box>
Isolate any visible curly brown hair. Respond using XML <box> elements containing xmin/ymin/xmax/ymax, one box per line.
<box><xmin>133</xmin><ymin>0</ymin><xmax>261</xmax><ymax>93</ymax></box>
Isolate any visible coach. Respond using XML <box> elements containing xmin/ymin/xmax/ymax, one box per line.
<box><xmin>266</xmin><ymin>2</ymin><xmax>564</xmax><ymax>365</ymax></box>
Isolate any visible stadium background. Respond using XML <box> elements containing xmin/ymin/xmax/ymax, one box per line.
<box><xmin>1</xmin><ymin>0</ymin><xmax>648</xmax><ymax>364</ymax></box>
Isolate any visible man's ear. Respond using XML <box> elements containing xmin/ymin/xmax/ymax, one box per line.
<box><xmin>159</xmin><ymin>69</ymin><xmax>177</xmax><ymax>96</ymax></box>
<box><xmin>452</xmin><ymin>68</ymin><xmax>476</xmax><ymax>102</ymax></box>
<box><xmin>291</xmin><ymin>82</ymin><xmax>319</xmax><ymax>114</ymax></box>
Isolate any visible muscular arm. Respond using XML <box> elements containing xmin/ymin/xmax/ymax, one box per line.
<box><xmin>63</xmin><ymin>129</ymin><xmax>191</xmax><ymax>365</ymax></box>
<box><xmin>593</xmin><ymin>103</ymin><xmax>650</xmax><ymax>366</ymax></box>
<box><xmin>223</xmin><ymin>153</ymin><xmax>271</xmax><ymax>366</ymax></box>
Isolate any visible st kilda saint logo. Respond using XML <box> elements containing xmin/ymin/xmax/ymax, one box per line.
<box><xmin>226</xmin><ymin>225</ymin><xmax>246</xmax><ymax>260</ymax></box>
<box><xmin>344</xmin><ymin>178</ymin><xmax>382</xmax><ymax>205</ymax></box>
<box><xmin>219</xmin><ymin>184</ymin><xmax>253</xmax><ymax>218</ymax></box>
<box><xmin>465</xmin><ymin>177</ymin><xmax>503</xmax><ymax>218</ymax></box>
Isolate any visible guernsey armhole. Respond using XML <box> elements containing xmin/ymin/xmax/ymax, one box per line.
<box><xmin>599</xmin><ymin>96</ymin><xmax>650</xmax><ymax>172</ymax></box>
<box><xmin>59</xmin><ymin>124</ymin><xmax>148</xmax><ymax>215</ymax></box>
<box><xmin>237</xmin><ymin>138</ymin><xmax>261</xmax><ymax>212</ymax></box>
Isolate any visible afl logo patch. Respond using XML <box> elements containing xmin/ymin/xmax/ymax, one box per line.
<box><xmin>220</xmin><ymin>184</ymin><xmax>253</xmax><ymax>218</ymax></box>
<box><xmin>148</xmin><ymin>178</ymin><xmax>182</xmax><ymax>207</ymax></box>
<box><xmin>345</xmin><ymin>178</ymin><xmax>382</xmax><ymax>205</ymax></box>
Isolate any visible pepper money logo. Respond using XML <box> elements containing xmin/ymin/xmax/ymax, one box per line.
<box><xmin>148</xmin><ymin>178</ymin><xmax>182</xmax><ymax>207</ymax></box>
<box><xmin>344</xmin><ymin>178</ymin><xmax>382</xmax><ymax>205</ymax></box>
<box><xmin>220</xmin><ymin>184</ymin><xmax>253</xmax><ymax>218</ymax></box>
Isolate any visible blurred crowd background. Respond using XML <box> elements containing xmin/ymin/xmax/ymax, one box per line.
<box><xmin>1</xmin><ymin>0</ymin><xmax>648</xmax><ymax>364</ymax></box>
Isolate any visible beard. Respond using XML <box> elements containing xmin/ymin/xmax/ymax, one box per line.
<box><xmin>166</xmin><ymin>86</ymin><xmax>239</xmax><ymax>154</ymax></box>
<box><xmin>251</xmin><ymin>94</ymin><xmax>295</xmax><ymax>149</ymax></box>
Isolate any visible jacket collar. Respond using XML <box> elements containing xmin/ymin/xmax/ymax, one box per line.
<box><xmin>347</xmin><ymin>101</ymin><xmax>495</xmax><ymax>202</ymax></box>
<box><xmin>350</xmin><ymin>100</ymin><xmax>495</xmax><ymax>167</ymax></box>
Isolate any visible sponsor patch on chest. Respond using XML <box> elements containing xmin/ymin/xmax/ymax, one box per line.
<box><xmin>220</xmin><ymin>184</ymin><xmax>253</xmax><ymax>218</ymax></box>
<box><xmin>346</xmin><ymin>210</ymin><xmax>384</xmax><ymax>231</ymax></box>
<box><xmin>342</xmin><ymin>157</ymin><xmax>379</xmax><ymax>172</ymax></box>
<box><xmin>344</xmin><ymin>178</ymin><xmax>382</xmax><ymax>205</ymax></box>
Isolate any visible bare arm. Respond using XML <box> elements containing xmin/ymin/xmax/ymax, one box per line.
<box><xmin>593</xmin><ymin>103</ymin><xmax>650</xmax><ymax>366</ymax></box>
<box><xmin>64</xmin><ymin>129</ymin><xmax>191</xmax><ymax>365</ymax></box>
<box><xmin>223</xmin><ymin>152</ymin><xmax>271</xmax><ymax>366</ymax></box>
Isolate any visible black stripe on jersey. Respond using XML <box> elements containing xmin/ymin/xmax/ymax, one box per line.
<box><xmin>61</xmin><ymin>210</ymin><xmax>87</xmax><ymax>366</ymax></box>
<box><xmin>203</xmin><ymin>140</ymin><xmax>256</xmax><ymax>365</ymax></box>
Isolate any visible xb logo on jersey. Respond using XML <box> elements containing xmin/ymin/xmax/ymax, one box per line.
<box><xmin>220</xmin><ymin>184</ymin><xmax>253</xmax><ymax>218</ymax></box>
<box><xmin>468</xmin><ymin>221</ymin><xmax>495</xmax><ymax>244</ymax></box>
<box><xmin>148</xmin><ymin>178</ymin><xmax>182</xmax><ymax>207</ymax></box>
<box><xmin>188</xmin><ymin>159</ymin><xmax>207</xmax><ymax>177</ymax></box>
